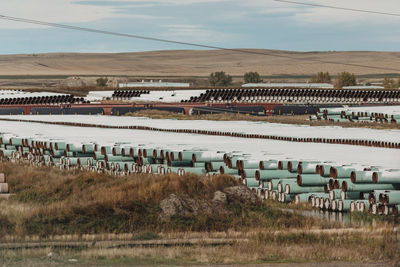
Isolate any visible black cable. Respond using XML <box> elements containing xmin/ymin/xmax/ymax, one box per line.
<box><xmin>0</xmin><ymin>14</ymin><xmax>399</xmax><ymax>72</ymax></box>
<box><xmin>272</xmin><ymin>0</ymin><xmax>400</xmax><ymax>17</ymax></box>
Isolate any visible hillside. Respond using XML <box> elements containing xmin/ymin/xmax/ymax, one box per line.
<box><xmin>0</xmin><ymin>49</ymin><xmax>399</xmax><ymax>77</ymax></box>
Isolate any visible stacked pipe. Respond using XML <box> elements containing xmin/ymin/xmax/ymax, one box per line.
<box><xmin>182</xmin><ymin>88</ymin><xmax>400</xmax><ymax>104</ymax></box>
<box><xmin>312</xmin><ymin>108</ymin><xmax>400</xmax><ymax>124</ymax></box>
<box><xmin>0</xmin><ymin>135</ymin><xmax>399</xmax><ymax>217</ymax></box>
<box><xmin>112</xmin><ymin>90</ymin><xmax>150</xmax><ymax>100</ymax></box>
<box><xmin>0</xmin><ymin>95</ymin><xmax>85</xmax><ymax>106</ymax></box>
<box><xmin>1</xmin><ymin>118</ymin><xmax>399</xmax><ymax>150</ymax></box>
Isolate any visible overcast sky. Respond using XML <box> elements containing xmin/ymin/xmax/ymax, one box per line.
<box><xmin>0</xmin><ymin>0</ymin><xmax>399</xmax><ymax>54</ymax></box>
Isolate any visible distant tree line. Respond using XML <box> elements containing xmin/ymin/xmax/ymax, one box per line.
<box><xmin>209</xmin><ymin>70</ymin><xmax>399</xmax><ymax>89</ymax></box>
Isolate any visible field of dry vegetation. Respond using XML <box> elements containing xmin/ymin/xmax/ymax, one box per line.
<box><xmin>0</xmin><ymin>162</ymin><xmax>399</xmax><ymax>266</ymax></box>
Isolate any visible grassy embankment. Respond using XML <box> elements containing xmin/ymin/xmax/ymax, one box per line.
<box><xmin>125</xmin><ymin>110</ymin><xmax>400</xmax><ymax>130</ymax></box>
<box><xmin>0</xmin><ymin>162</ymin><xmax>398</xmax><ymax>265</ymax></box>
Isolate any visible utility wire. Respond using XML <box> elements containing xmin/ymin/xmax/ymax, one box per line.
<box><xmin>272</xmin><ymin>0</ymin><xmax>400</xmax><ymax>17</ymax></box>
<box><xmin>0</xmin><ymin>14</ymin><xmax>399</xmax><ymax>72</ymax></box>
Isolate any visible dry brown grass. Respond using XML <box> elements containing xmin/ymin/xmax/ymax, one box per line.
<box><xmin>0</xmin><ymin>161</ymin><xmax>324</xmax><ymax>239</ymax></box>
<box><xmin>125</xmin><ymin>110</ymin><xmax>400</xmax><ymax>130</ymax></box>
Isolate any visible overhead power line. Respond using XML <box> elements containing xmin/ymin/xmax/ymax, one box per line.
<box><xmin>272</xmin><ymin>0</ymin><xmax>400</xmax><ymax>17</ymax></box>
<box><xmin>0</xmin><ymin>14</ymin><xmax>399</xmax><ymax>72</ymax></box>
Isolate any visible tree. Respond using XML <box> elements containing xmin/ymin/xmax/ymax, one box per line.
<box><xmin>382</xmin><ymin>77</ymin><xmax>397</xmax><ymax>89</ymax></box>
<box><xmin>309</xmin><ymin>72</ymin><xmax>331</xmax><ymax>83</ymax></box>
<box><xmin>96</xmin><ymin>77</ymin><xmax>108</xmax><ymax>87</ymax></box>
<box><xmin>244</xmin><ymin>72</ymin><xmax>263</xmax><ymax>83</ymax></box>
<box><xmin>209</xmin><ymin>71</ymin><xmax>232</xmax><ymax>86</ymax></box>
<box><xmin>336</xmin><ymin>72</ymin><xmax>357</xmax><ymax>88</ymax></box>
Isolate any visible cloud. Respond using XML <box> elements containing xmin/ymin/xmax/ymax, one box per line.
<box><xmin>160</xmin><ymin>24</ymin><xmax>237</xmax><ymax>43</ymax></box>
<box><xmin>0</xmin><ymin>0</ymin><xmax>172</xmax><ymax>29</ymax></box>
<box><xmin>242</xmin><ymin>0</ymin><xmax>400</xmax><ymax>25</ymax></box>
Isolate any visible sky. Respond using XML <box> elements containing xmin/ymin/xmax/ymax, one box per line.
<box><xmin>0</xmin><ymin>0</ymin><xmax>399</xmax><ymax>54</ymax></box>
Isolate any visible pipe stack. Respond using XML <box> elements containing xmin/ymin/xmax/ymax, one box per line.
<box><xmin>312</xmin><ymin>108</ymin><xmax>400</xmax><ymax>124</ymax></box>
<box><xmin>0</xmin><ymin>134</ymin><xmax>399</xmax><ymax>217</ymax></box>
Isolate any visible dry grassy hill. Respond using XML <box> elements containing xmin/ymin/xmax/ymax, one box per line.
<box><xmin>1</xmin><ymin>49</ymin><xmax>399</xmax><ymax>76</ymax></box>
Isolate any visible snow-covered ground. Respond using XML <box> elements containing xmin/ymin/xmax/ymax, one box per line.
<box><xmin>0</xmin><ymin>91</ymin><xmax>68</xmax><ymax>99</ymax></box>
<box><xmin>325</xmin><ymin>105</ymin><xmax>400</xmax><ymax>116</ymax></box>
<box><xmin>85</xmin><ymin>90</ymin><xmax>206</xmax><ymax>102</ymax></box>
<box><xmin>2</xmin><ymin>115</ymin><xmax>400</xmax><ymax>143</ymax></box>
<box><xmin>0</xmin><ymin>117</ymin><xmax>399</xmax><ymax>169</ymax></box>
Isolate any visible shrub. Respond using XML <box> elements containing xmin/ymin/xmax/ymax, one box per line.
<box><xmin>309</xmin><ymin>72</ymin><xmax>331</xmax><ymax>83</ymax></box>
<box><xmin>244</xmin><ymin>72</ymin><xmax>263</xmax><ymax>83</ymax></box>
<box><xmin>209</xmin><ymin>71</ymin><xmax>232</xmax><ymax>86</ymax></box>
<box><xmin>336</xmin><ymin>72</ymin><xmax>357</xmax><ymax>88</ymax></box>
<box><xmin>96</xmin><ymin>77</ymin><xmax>108</xmax><ymax>87</ymax></box>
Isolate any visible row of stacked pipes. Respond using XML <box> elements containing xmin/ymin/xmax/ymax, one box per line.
<box><xmin>312</xmin><ymin>108</ymin><xmax>400</xmax><ymax>123</ymax></box>
<box><xmin>0</xmin><ymin>135</ymin><xmax>399</xmax><ymax>216</ymax></box>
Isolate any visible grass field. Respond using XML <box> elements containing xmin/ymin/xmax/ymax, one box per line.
<box><xmin>0</xmin><ymin>161</ymin><xmax>398</xmax><ymax>266</ymax></box>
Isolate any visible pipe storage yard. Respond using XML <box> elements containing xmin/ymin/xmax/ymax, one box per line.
<box><xmin>0</xmin><ymin>87</ymin><xmax>399</xmax><ymax>218</ymax></box>
<box><xmin>86</xmin><ymin>87</ymin><xmax>400</xmax><ymax>104</ymax></box>
<box><xmin>313</xmin><ymin>106</ymin><xmax>400</xmax><ymax>124</ymax></box>
<box><xmin>0</xmin><ymin>115</ymin><xmax>399</xmax><ymax>216</ymax></box>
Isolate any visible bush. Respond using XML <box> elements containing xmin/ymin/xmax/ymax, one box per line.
<box><xmin>96</xmin><ymin>77</ymin><xmax>108</xmax><ymax>87</ymax></box>
<box><xmin>244</xmin><ymin>72</ymin><xmax>263</xmax><ymax>83</ymax></box>
<box><xmin>209</xmin><ymin>71</ymin><xmax>232</xmax><ymax>86</ymax></box>
<box><xmin>336</xmin><ymin>72</ymin><xmax>357</xmax><ymax>88</ymax></box>
<box><xmin>309</xmin><ymin>72</ymin><xmax>331</xmax><ymax>83</ymax></box>
<box><xmin>382</xmin><ymin>77</ymin><xmax>398</xmax><ymax>89</ymax></box>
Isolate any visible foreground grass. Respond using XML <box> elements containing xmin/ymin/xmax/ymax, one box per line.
<box><xmin>1</xmin><ymin>230</ymin><xmax>398</xmax><ymax>266</ymax></box>
<box><xmin>125</xmin><ymin>110</ymin><xmax>400</xmax><ymax>130</ymax></box>
<box><xmin>0</xmin><ymin>162</ymin><xmax>319</xmax><ymax>238</ymax></box>
<box><xmin>0</xmin><ymin>162</ymin><xmax>398</xmax><ymax>265</ymax></box>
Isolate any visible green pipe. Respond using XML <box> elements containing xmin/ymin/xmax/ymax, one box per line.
<box><xmin>82</xmin><ymin>143</ymin><xmax>96</xmax><ymax>153</ymax></box>
<box><xmin>207</xmin><ymin>161</ymin><xmax>225</xmax><ymax>171</ymax></box>
<box><xmin>256</xmin><ymin>169</ymin><xmax>297</xmax><ymax>181</ymax></box>
<box><xmin>219</xmin><ymin>166</ymin><xmax>238</xmax><ymax>175</ymax></box>
<box><xmin>259</xmin><ymin>160</ymin><xmax>278</xmax><ymax>170</ymax></box>
<box><xmin>278</xmin><ymin>160</ymin><xmax>290</xmax><ymax>170</ymax></box>
<box><xmin>287</xmin><ymin>160</ymin><xmax>301</xmax><ymax>172</ymax></box>
<box><xmin>338</xmin><ymin>199</ymin><xmax>353</xmax><ymax>211</ymax></box>
<box><xmin>10</xmin><ymin>137</ymin><xmax>23</xmax><ymax>146</ymax></box>
<box><xmin>285</xmin><ymin>183</ymin><xmax>325</xmax><ymax>194</ymax></box>
<box><xmin>193</xmin><ymin>152</ymin><xmax>224</xmax><ymax>163</ymax></box>
<box><xmin>241</xmin><ymin>160</ymin><xmax>260</xmax><ymax>169</ymax></box>
<box><xmin>331</xmin><ymin>166</ymin><xmax>356</xmax><ymax>178</ymax></box>
<box><xmin>297</xmin><ymin>174</ymin><xmax>330</xmax><ymax>186</ymax></box>
<box><xmin>180</xmin><ymin>167</ymin><xmax>206</xmax><ymax>175</ymax></box>
<box><xmin>282</xmin><ymin>193</ymin><xmax>294</xmax><ymax>203</ymax></box>
<box><xmin>267</xmin><ymin>179</ymin><xmax>281</xmax><ymax>191</ymax></box>
<box><xmin>343</xmin><ymin>181</ymin><xmax>396</xmax><ymax>192</ymax></box>
<box><xmin>193</xmin><ymin>162</ymin><xmax>206</xmax><ymax>168</ymax></box>
<box><xmin>105</xmin><ymin>155</ymin><xmax>135</xmax><ymax>162</ymax></box>
<box><xmin>319</xmin><ymin>164</ymin><xmax>334</xmax><ymax>177</ymax></box>
<box><xmin>329</xmin><ymin>189</ymin><xmax>342</xmax><ymax>200</ymax></box>
<box><xmin>94</xmin><ymin>151</ymin><xmax>105</xmax><ymax>160</ymax></box>
<box><xmin>351</xmin><ymin>171</ymin><xmax>375</xmax><ymax>183</ymax></box>
<box><xmin>101</xmin><ymin>146</ymin><xmax>112</xmax><ymax>155</ymax></box>
<box><xmin>179</xmin><ymin>151</ymin><xmax>194</xmax><ymax>161</ymax></box>
<box><xmin>67</xmin><ymin>143</ymin><xmax>83</xmax><ymax>153</ymax></box>
<box><xmin>243</xmin><ymin>178</ymin><xmax>259</xmax><ymax>187</ymax></box>
<box><xmin>167</xmin><ymin>167</ymin><xmax>180</xmax><ymax>174</ymax></box>
<box><xmin>5</xmin><ymin>145</ymin><xmax>16</xmax><ymax>150</ymax></box>
<box><xmin>112</xmin><ymin>146</ymin><xmax>123</xmax><ymax>156</ymax></box>
<box><xmin>279</xmin><ymin>179</ymin><xmax>297</xmax><ymax>193</ymax></box>
<box><xmin>241</xmin><ymin>168</ymin><xmax>258</xmax><ymax>179</ymax></box>
<box><xmin>168</xmin><ymin>160</ymin><xmax>193</xmax><ymax>167</ymax></box>
<box><xmin>294</xmin><ymin>193</ymin><xmax>316</xmax><ymax>204</ymax></box>
<box><xmin>385</xmin><ymin>191</ymin><xmax>400</xmax><ymax>205</ymax></box>
<box><xmin>373</xmin><ymin>171</ymin><xmax>400</xmax><ymax>184</ymax></box>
